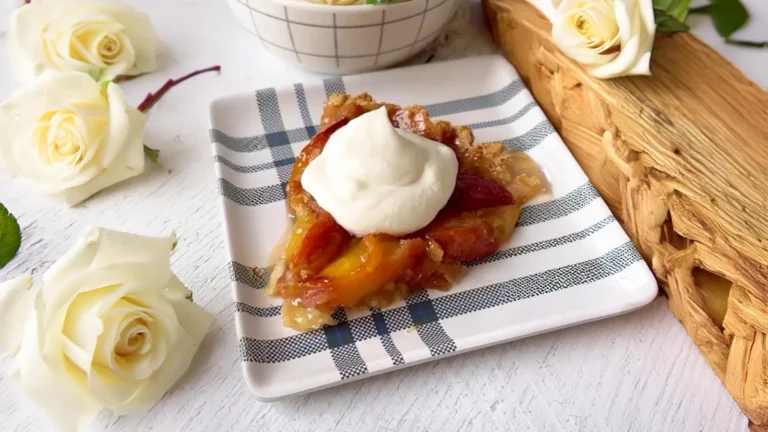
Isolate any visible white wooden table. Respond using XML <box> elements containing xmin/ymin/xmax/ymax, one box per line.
<box><xmin>1</xmin><ymin>1</ymin><xmax>765</xmax><ymax>431</ymax></box>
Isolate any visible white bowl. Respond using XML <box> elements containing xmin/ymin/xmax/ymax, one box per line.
<box><xmin>226</xmin><ymin>0</ymin><xmax>459</xmax><ymax>74</ymax></box>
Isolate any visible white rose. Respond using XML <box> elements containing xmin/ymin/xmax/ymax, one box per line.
<box><xmin>546</xmin><ymin>0</ymin><xmax>656</xmax><ymax>78</ymax></box>
<box><xmin>0</xmin><ymin>71</ymin><xmax>145</xmax><ymax>206</ymax></box>
<box><xmin>0</xmin><ymin>227</ymin><xmax>213</xmax><ymax>432</ymax></box>
<box><xmin>9</xmin><ymin>0</ymin><xmax>157</xmax><ymax>83</ymax></box>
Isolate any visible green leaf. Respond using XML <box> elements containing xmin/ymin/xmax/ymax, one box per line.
<box><xmin>143</xmin><ymin>145</ymin><xmax>160</xmax><ymax>164</ymax></box>
<box><xmin>654</xmin><ymin>8</ymin><xmax>691</xmax><ymax>32</ymax></box>
<box><xmin>88</xmin><ymin>68</ymin><xmax>104</xmax><ymax>82</ymax></box>
<box><xmin>100</xmin><ymin>80</ymin><xmax>111</xmax><ymax>93</ymax></box>
<box><xmin>652</xmin><ymin>0</ymin><xmax>691</xmax><ymax>21</ymax></box>
<box><xmin>709</xmin><ymin>0</ymin><xmax>750</xmax><ymax>38</ymax></box>
<box><xmin>0</xmin><ymin>203</ymin><xmax>21</xmax><ymax>270</ymax></box>
<box><xmin>689</xmin><ymin>5</ymin><xmax>712</xmax><ymax>14</ymax></box>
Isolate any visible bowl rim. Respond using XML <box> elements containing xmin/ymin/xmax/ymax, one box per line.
<box><xmin>233</xmin><ymin>0</ymin><xmax>428</xmax><ymax>14</ymax></box>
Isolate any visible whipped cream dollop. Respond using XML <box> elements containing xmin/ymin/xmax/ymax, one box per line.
<box><xmin>301</xmin><ymin>107</ymin><xmax>458</xmax><ymax>236</ymax></box>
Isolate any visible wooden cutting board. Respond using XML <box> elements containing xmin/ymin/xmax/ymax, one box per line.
<box><xmin>482</xmin><ymin>0</ymin><xmax>768</xmax><ymax>429</ymax></box>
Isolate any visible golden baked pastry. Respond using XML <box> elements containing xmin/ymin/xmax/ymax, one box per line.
<box><xmin>268</xmin><ymin>93</ymin><xmax>547</xmax><ymax>330</ymax></box>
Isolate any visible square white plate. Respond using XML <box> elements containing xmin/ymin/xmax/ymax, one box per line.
<box><xmin>209</xmin><ymin>55</ymin><xmax>658</xmax><ymax>401</ymax></box>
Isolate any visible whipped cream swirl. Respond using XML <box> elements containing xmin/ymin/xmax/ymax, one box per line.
<box><xmin>301</xmin><ymin>107</ymin><xmax>458</xmax><ymax>236</ymax></box>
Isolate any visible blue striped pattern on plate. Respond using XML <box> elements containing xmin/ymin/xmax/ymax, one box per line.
<box><xmin>209</xmin><ymin>55</ymin><xmax>657</xmax><ymax>400</ymax></box>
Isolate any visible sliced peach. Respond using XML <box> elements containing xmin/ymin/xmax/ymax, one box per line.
<box><xmin>299</xmin><ymin>235</ymin><xmax>427</xmax><ymax>309</ymax></box>
<box><xmin>425</xmin><ymin>216</ymin><xmax>500</xmax><ymax>262</ymax></box>
<box><xmin>446</xmin><ymin>174</ymin><xmax>515</xmax><ymax>212</ymax></box>
<box><xmin>287</xmin><ymin>117</ymin><xmax>350</xmax><ymax>214</ymax></box>
<box><xmin>283</xmin><ymin>216</ymin><xmax>314</xmax><ymax>260</ymax></box>
<box><xmin>289</xmin><ymin>216</ymin><xmax>350</xmax><ymax>279</ymax></box>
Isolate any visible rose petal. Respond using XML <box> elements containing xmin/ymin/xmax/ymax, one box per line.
<box><xmin>44</xmin><ymin>227</ymin><xmax>173</xmax><ymax>298</ymax></box>
<box><xmin>61</xmin><ymin>333</ymin><xmax>98</xmax><ymax>374</ymax></box>
<box><xmin>8</xmin><ymin>2</ymin><xmax>51</xmax><ymax>82</ymax></box>
<box><xmin>41</xmin><ymin>264</ymin><xmax>168</xmax><ymax>342</ymax></box>
<box><xmin>0</xmin><ymin>274</ymin><xmax>34</xmax><ymax>356</ymax></box>
<box><xmin>60</xmin><ymin>285</ymin><xmax>126</xmax><ymax>367</ymax></box>
<box><xmin>64</xmin><ymin>24</ymin><xmax>103</xmax><ymax>68</ymax></box>
<box><xmin>43</xmin><ymin>228</ymin><xmax>102</xmax><ymax>286</ymax></box>
<box><xmin>102</xmin><ymin>83</ymin><xmax>143</xmax><ymax>169</ymax></box>
<box><xmin>57</xmin><ymin>83</ymin><xmax>145</xmax><ymax>206</ymax></box>
<box><xmin>164</xmin><ymin>275</ymin><xmax>193</xmax><ymax>302</ymax></box>
<box><xmin>108</xmin><ymin>283</ymin><xmax>211</xmax><ymax>412</ymax></box>
<box><xmin>97</xmin><ymin>295</ymin><xmax>175</xmax><ymax>379</ymax></box>
<box><xmin>118</xmin><ymin>315</ymin><xmax>211</xmax><ymax>413</ymax></box>
<box><xmin>87</xmin><ymin>363</ymin><xmax>142</xmax><ymax>410</ymax></box>
<box><xmin>624</xmin><ymin>51</ymin><xmax>652</xmax><ymax>75</ymax></box>
<box><xmin>588</xmin><ymin>0</ymin><xmax>645</xmax><ymax>78</ymax></box>
<box><xmin>168</xmin><ymin>294</ymin><xmax>213</xmax><ymax>349</ymax></box>
<box><xmin>10</xmin><ymin>290</ymin><xmax>102</xmax><ymax>432</ymax></box>
<box><xmin>88</xmin><ymin>296</ymin><xmax>178</xmax><ymax>410</ymax></box>
<box><xmin>85</xmin><ymin>227</ymin><xmax>174</xmax><ymax>273</ymax></box>
<box><xmin>528</xmin><ymin>0</ymin><xmax>559</xmax><ymax>21</ymax></box>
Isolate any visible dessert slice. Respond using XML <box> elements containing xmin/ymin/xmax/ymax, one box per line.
<box><xmin>267</xmin><ymin>93</ymin><xmax>548</xmax><ymax>331</ymax></box>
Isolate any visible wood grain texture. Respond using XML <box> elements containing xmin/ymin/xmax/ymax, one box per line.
<box><xmin>483</xmin><ymin>0</ymin><xmax>768</xmax><ymax>428</ymax></box>
<box><xmin>0</xmin><ymin>0</ymin><xmax>756</xmax><ymax>430</ymax></box>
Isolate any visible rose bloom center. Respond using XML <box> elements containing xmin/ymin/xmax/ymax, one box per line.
<box><xmin>566</xmin><ymin>6</ymin><xmax>620</xmax><ymax>53</ymax></box>
<box><xmin>116</xmin><ymin>317</ymin><xmax>152</xmax><ymax>357</ymax></box>
<box><xmin>33</xmin><ymin>110</ymin><xmax>87</xmax><ymax>166</ymax></box>
<box><xmin>97</xmin><ymin>35</ymin><xmax>122</xmax><ymax>63</ymax></box>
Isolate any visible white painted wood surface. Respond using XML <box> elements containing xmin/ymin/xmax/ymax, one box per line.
<box><xmin>1</xmin><ymin>0</ymin><xmax>765</xmax><ymax>430</ymax></box>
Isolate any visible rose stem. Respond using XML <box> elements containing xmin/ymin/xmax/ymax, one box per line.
<box><xmin>136</xmin><ymin>65</ymin><xmax>221</xmax><ymax>113</ymax></box>
<box><xmin>725</xmin><ymin>39</ymin><xmax>768</xmax><ymax>48</ymax></box>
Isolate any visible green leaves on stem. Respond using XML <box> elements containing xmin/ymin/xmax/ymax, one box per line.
<box><xmin>87</xmin><ymin>68</ymin><xmax>105</xmax><ymax>82</ymax></box>
<box><xmin>143</xmin><ymin>145</ymin><xmax>161</xmax><ymax>164</ymax></box>
<box><xmin>689</xmin><ymin>0</ymin><xmax>749</xmax><ymax>38</ymax></box>
<box><xmin>653</xmin><ymin>0</ymin><xmax>763</xmax><ymax>46</ymax></box>
<box><xmin>654</xmin><ymin>9</ymin><xmax>690</xmax><ymax>33</ymax></box>
<box><xmin>654</xmin><ymin>0</ymin><xmax>691</xmax><ymax>21</ymax></box>
<box><xmin>653</xmin><ymin>0</ymin><xmax>690</xmax><ymax>32</ymax></box>
<box><xmin>87</xmin><ymin>69</ymin><xmax>111</xmax><ymax>95</ymax></box>
<box><xmin>0</xmin><ymin>204</ymin><xmax>21</xmax><ymax>270</ymax></box>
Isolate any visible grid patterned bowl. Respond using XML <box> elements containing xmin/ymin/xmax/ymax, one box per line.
<box><xmin>226</xmin><ymin>0</ymin><xmax>459</xmax><ymax>74</ymax></box>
